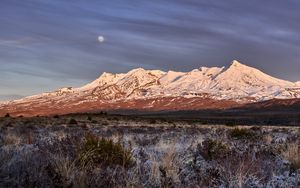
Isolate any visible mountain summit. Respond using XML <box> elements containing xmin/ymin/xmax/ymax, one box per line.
<box><xmin>1</xmin><ymin>60</ymin><xmax>300</xmax><ymax>116</ymax></box>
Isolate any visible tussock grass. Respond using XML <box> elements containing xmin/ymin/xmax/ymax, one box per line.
<box><xmin>77</xmin><ymin>133</ymin><xmax>133</xmax><ymax>168</ymax></box>
<box><xmin>282</xmin><ymin>141</ymin><xmax>300</xmax><ymax>172</ymax></box>
<box><xmin>230</xmin><ymin>128</ymin><xmax>259</xmax><ymax>140</ymax></box>
<box><xmin>200</xmin><ymin>139</ymin><xmax>229</xmax><ymax>160</ymax></box>
<box><xmin>2</xmin><ymin>133</ymin><xmax>22</xmax><ymax>145</ymax></box>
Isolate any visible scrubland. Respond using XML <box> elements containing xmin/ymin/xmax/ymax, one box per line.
<box><xmin>0</xmin><ymin>114</ymin><xmax>300</xmax><ymax>188</ymax></box>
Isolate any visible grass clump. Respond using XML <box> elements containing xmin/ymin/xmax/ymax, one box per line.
<box><xmin>282</xmin><ymin>142</ymin><xmax>300</xmax><ymax>172</ymax></box>
<box><xmin>78</xmin><ymin>133</ymin><xmax>133</xmax><ymax>168</ymax></box>
<box><xmin>200</xmin><ymin>139</ymin><xmax>229</xmax><ymax>160</ymax></box>
<box><xmin>229</xmin><ymin>128</ymin><xmax>258</xmax><ymax>140</ymax></box>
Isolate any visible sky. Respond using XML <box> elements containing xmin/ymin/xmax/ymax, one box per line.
<box><xmin>1</xmin><ymin>0</ymin><xmax>300</xmax><ymax>101</ymax></box>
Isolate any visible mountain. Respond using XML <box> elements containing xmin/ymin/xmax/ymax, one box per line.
<box><xmin>1</xmin><ymin>60</ymin><xmax>300</xmax><ymax>116</ymax></box>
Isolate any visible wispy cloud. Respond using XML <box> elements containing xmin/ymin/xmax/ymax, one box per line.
<box><xmin>0</xmin><ymin>38</ymin><xmax>32</xmax><ymax>48</ymax></box>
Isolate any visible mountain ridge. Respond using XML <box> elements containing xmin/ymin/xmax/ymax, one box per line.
<box><xmin>1</xmin><ymin>60</ymin><xmax>300</xmax><ymax>116</ymax></box>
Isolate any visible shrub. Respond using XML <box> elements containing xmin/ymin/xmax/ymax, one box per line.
<box><xmin>225</xmin><ymin>121</ymin><xmax>236</xmax><ymax>127</ymax></box>
<box><xmin>250</xmin><ymin>126</ymin><xmax>261</xmax><ymax>132</ymax></box>
<box><xmin>91</xmin><ymin>120</ymin><xmax>98</xmax><ymax>124</ymax></box>
<box><xmin>78</xmin><ymin>133</ymin><xmax>133</xmax><ymax>168</ymax></box>
<box><xmin>149</xmin><ymin>119</ymin><xmax>157</xmax><ymax>124</ymax></box>
<box><xmin>229</xmin><ymin>128</ymin><xmax>258</xmax><ymax>140</ymax></box>
<box><xmin>53</xmin><ymin>115</ymin><xmax>60</xmax><ymax>119</ymax></box>
<box><xmin>87</xmin><ymin>116</ymin><xmax>92</xmax><ymax>121</ymax></box>
<box><xmin>101</xmin><ymin>121</ymin><xmax>109</xmax><ymax>126</ymax></box>
<box><xmin>200</xmin><ymin>139</ymin><xmax>229</xmax><ymax>160</ymax></box>
<box><xmin>69</xmin><ymin>118</ymin><xmax>78</xmax><ymax>125</ymax></box>
<box><xmin>4</xmin><ymin>113</ymin><xmax>10</xmax><ymax>118</ymax></box>
<box><xmin>99</xmin><ymin>111</ymin><xmax>108</xmax><ymax>116</ymax></box>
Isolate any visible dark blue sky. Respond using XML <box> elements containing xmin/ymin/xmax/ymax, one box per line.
<box><xmin>1</xmin><ymin>0</ymin><xmax>300</xmax><ymax>100</ymax></box>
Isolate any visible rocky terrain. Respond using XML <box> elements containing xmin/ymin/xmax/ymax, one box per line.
<box><xmin>1</xmin><ymin>114</ymin><xmax>300</xmax><ymax>187</ymax></box>
<box><xmin>1</xmin><ymin>60</ymin><xmax>300</xmax><ymax>116</ymax></box>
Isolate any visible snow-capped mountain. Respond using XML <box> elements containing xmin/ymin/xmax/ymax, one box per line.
<box><xmin>1</xmin><ymin>60</ymin><xmax>300</xmax><ymax>116</ymax></box>
<box><xmin>73</xmin><ymin>60</ymin><xmax>299</xmax><ymax>101</ymax></box>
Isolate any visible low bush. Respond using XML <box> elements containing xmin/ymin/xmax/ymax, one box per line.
<box><xmin>225</xmin><ymin>121</ymin><xmax>236</xmax><ymax>127</ymax></box>
<box><xmin>77</xmin><ymin>133</ymin><xmax>133</xmax><ymax>168</ymax></box>
<box><xmin>91</xmin><ymin>120</ymin><xmax>98</xmax><ymax>124</ymax></box>
<box><xmin>200</xmin><ymin>139</ymin><xmax>229</xmax><ymax>160</ymax></box>
<box><xmin>53</xmin><ymin>115</ymin><xmax>60</xmax><ymax>119</ymax></box>
<box><xmin>69</xmin><ymin>118</ymin><xmax>78</xmax><ymax>125</ymax></box>
<box><xmin>229</xmin><ymin>128</ymin><xmax>258</xmax><ymax>140</ymax></box>
<box><xmin>149</xmin><ymin>119</ymin><xmax>157</xmax><ymax>124</ymax></box>
<box><xmin>99</xmin><ymin>111</ymin><xmax>108</xmax><ymax>116</ymax></box>
<box><xmin>101</xmin><ymin>121</ymin><xmax>109</xmax><ymax>126</ymax></box>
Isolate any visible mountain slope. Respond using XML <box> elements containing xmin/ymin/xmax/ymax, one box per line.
<box><xmin>212</xmin><ymin>60</ymin><xmax>298</xmax><ymax>101</ymax></box>
<box><xmin>0</xmin><ymin>60</ymin><xmax>299</xmax><ymax>116</ymax></box>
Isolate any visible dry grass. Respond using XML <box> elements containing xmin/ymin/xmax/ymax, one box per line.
<box><xmin>161</xmin><ymin>144</ymin><xmax>178</xmax><ymax>182</ymax></box>
<box><xmin>282</xmin><ymin>141</ymin><xmax>300</xmax><ymax>171</ymax></box>
<box><xmin>220</xmin><ymin>153</ymin><xmax>263</xmax><ymax>188</ymax></box>
<box><xmin>49</xmin><ymin>154</ymin><xmax>77</xmax><ymax>187</ymax></box>
<box><xmin>2</xmin><ymin>133</ymin><xmax>22</xmax><ymax>145</ymax></box>
<box><xmin>148</xmin><ymin>154</ymin><xmax>160</xmax><ymax>184</ymax></box>
<box><xmin>263</xmin><ymin>134</ymin><xmax>273</xmax><ymax>145</ymax></box>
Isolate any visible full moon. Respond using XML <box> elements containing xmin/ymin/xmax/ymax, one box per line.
<box><xmin>98</xmin><ymin>36</ymin><xmax>105</xmax><ymax>43</ymax></box>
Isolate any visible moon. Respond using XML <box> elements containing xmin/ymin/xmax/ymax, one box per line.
<box><xmin>98</xmin><ymin>36</ymin><xmax>105</xmax><ymax>43</ymax></box>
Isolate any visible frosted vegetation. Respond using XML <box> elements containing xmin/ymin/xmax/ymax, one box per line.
<box><xmin>0</xmin><ymin>114</ymin><xmax>300</xmax><ymax>187</ymax></box>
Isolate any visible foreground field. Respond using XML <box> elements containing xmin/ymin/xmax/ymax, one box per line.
<box><xmin>0</xmin><ymin>114</ymin><xmax>300</xmax><ymax>187</ymax></box>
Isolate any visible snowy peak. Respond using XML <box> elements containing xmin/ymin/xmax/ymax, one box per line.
<box><xmin>81</xmin><ymin>68</ymin><xmax>165</xmax><ymax>91</ymax></box>
<box><xmin>127</xmin><ymin>67</ymin><xmax>146</xmax><ymax>75</ymax></box>
<box><xmin>220</xmin><ymin>60</ymin><xmax>294</xmax><ymax>87</ymax></box>
<box><xmin>227</xmin><ymin>60</ymin><xmax>258</xmax><ymax>73</ymax></box>
<box><xmin>97</xmin><ymin>72</ymin><xmax>120</xmax><ymax>84</ymax></box>
<box><xmin>81</xmin><ymin>72</ymin><xmax>124</xmax><ymax>90</ymax></box>
<box><xmin>199</xmin><ymin>66</ymin><xmax>225</xmax><ymax>78</ymax></box>
<box><xmin>231</xmin><ymin>60</ymin><xmax>245</xmax><ymax>67</ymax></box>
<box><xmin>79</xmin><ymin>67</ymin><xmax>167</xmax><ymax>100</ymax></box>
<box><xmin>125</xmin><ymin>68</ymin><xmax>165</xmax><ymax>79</ymax></box>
